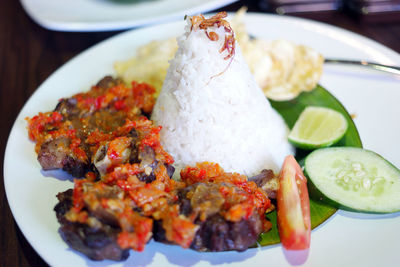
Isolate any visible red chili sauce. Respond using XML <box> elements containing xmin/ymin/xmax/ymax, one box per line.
<box><xmin>26</xmin><ymin>78</ymin><xmax>272</xmax><ymax>252</ymax></box>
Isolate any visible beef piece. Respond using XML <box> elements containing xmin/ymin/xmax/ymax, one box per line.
<box><xmin>131</xmin><ymin>139</ymin><xmax>175</xmax><ymax>180</ymax></box>
<box><xmin>248</xmin><ymin>169</ymin><xmax>278</xmax><ymax>199</ymax></box>
<box><xmin>38</xmin><ymin>138</ymin><xmax>69</xmax><ymax>170</ymax></box>
<box><xmin>40</xmin><ymin>77</ymin><xmax>129</xmax><ymax>178</ymax></box>
<box><xmin>85</xmin><ymin>110</ymin><xmax>127</xmax><ymax>134</ymax></box>
<box><xmin>38</xmin><ymin>137</ymin><xmax>88</xmax><ymax>177</ymax></box>
<box><xmin>136</xmin><ymin>146</ymin><xmax>175</xmax><ymax>183</ymax></box>
<box><xmin>137</xmin><ymin>163</ymin><xmax>174</xmax><ymax>183</ymax></box>
<box><xmin>82</xmin><ymin>183</ymin><xmax>122</xmax><ymax>227</ymax></box>
<box><xmin>62</xmin><ymin>155</ymin><xmax>89</xmax><ymax>178</ymax></box>
<box><xmin>95</xmin><ymin>76</ymin><xmax>121</xmax><ymax>89</ymax></box>
<box><xmin>165</xmin><ymin>164</ymin><xmax>175</xmax><ymax>178</ymax></box>
<box><xmin>32</xmin><ymin>76</ymin><xmax>160</xmax><ymax>179</ymax></box>
<box><xmin>59</xmin><ymin>222</ymin><xmax>129</xmax><ymax>261</ymax></box>
<box><xmin>93</xmin><ymin>132</ymin><xmax>174</xmax><ymax>182</ymax></box>
<box><xmin>64</xmin><ymin>109</ymin><xmax>127</xmax><ymax>139</ymax></box>
<box><xmin>152</xmin><ymin>220</ymin><xmax>169</xmax><ymax>244</ymax></box>
<box><xmin>137</xmin><ymin>172</ymin><xmax>155</xmax><ymax>183</ymax></box>
<box><xmin>153</xmin><ymin>183</ymin><xmax>263</xmax><ymax>252</ymax></box>
<box><xmin>55</xmin><ymin>97</ymin><xmax>127</xmax><ymax>135</ymax></box>
<box><xmin>128</xmin><ymin>129</ymin><xmax>139</xmax><ymax>164</ymax></box>
<box><xmin>54</xmin><ymin>189</ymin><xmax>74</xmax><ymax>223</ymax></box>
<box><xmin>54</xmin><ymin>190</ymin><xmax>129</xmax><ymax>261</ymax></box>
<box><xmin>153</xmin><ymin>212</ymin><xmax>262</xmax><ymax>252</ymax></box>
<box><xmin>191</xmin><ymin>213</ymin><xmax>262</xmax><ymax>252</ymax></box>
<box><xmin>54</xmin><ymin>98</ymin><xmax>79</xmax><ymax>118</ymax></box>
<box><xmin>178</xmin><ymin>193</ymin><xmax>192</xmax><ymax>216</ymax></box>
<box><xmin>128</xmin><ymin>146</ymin><xmax>139</xmax><ymax>164</ymax></box>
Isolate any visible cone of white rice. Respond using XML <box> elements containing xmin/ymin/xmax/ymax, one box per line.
<box><xmin>151</xmin><ymin>12</ymin><xmax>293</xmax><ymax>176</ymax></box>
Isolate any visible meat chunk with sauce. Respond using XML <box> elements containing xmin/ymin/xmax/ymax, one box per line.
<box><xmin>152</xmin><ymin>163</ymin><xmax>274</xmax><ymax>252</ymax></box>
<box><xmin>38</xmin><ymin>137</ymin><xmax>89</xmax><ymax>177</ymax></box>
<box><xmin>27</xmin><ymin>76</ymin><xmax>157</xmax><ymax>178</ymax></box>
<box><xmin>54</xmin><ymin>162</ymin><xmax>273</xmax><ymax>261</ymax></box>
<box><xmin>191</xmin><ymin>213</ymin><xmax>262</xmax><ymax>251</ymax></box>
<box><xmin>248</xmin><ymin>169</ymin><xmax>278</xmax><ymax>199</ymax></box>
<box><xmin>154</xmin><ymin>182</ymin><xmax>264</xmax><ymax>252</ymax></box>
<box><xmin>54</xmin><ymin>189</ymin><xmax>129</xmax><ymax>261</ymax></box>
<box><xmin>54</xmin><ymin>151</ymin><xmax>175</xmax><ymax>260</ymax></box>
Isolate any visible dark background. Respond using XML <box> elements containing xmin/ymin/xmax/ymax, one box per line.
<box><xmin>0</xmin><ymin>0</ymin><xmax>399</xmax><ymax>266</ymax></box>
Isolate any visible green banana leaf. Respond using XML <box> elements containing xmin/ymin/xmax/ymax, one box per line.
<box><xmin>258</xmin><ymin>84</ymin><xmax>362</xmax><ymax>246</ymax></box>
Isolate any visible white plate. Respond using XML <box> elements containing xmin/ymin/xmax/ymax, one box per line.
<box><xmin>20</xmin><ymin>0</ymin><xmax>238</xmax><ymax>31</ymax></box>
<box><xmin>4</xmin><ymin>13</ymin><xmax>400</xmax><ymax>267</ymax></box>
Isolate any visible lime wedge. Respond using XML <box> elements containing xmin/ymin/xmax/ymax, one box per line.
<box><xmin>288</xmin><ymin>106</ymin><xmax>348</xmax><ymax>150</ymax></box>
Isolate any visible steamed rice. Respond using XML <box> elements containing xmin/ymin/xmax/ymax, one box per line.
<box><xmin>151</xmin><ymin>15</ymin><xmax>294</xmax><ymax>176</ymax></box>
<box><xmin>115</xmin><ymin>9</ymin><xmax>323</xmax><ymax>101</ymax></box>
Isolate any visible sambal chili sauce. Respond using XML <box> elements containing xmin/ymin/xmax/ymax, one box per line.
<box><xmin>26</xmin><ymin>77</ymin><xmax>274</xmax><ymax>253</ymax></box>
<box><xmin>180</xmin><ymin>162</ymin><xmax>272</xmax><ymax>225</ymax></box>
<box><xmin>26</xmin><ymin>80</ymin><xmax>157</xmax><ymax>168</ymax></box>
<box><xmin>65</xmin><ymin>161</ymin><xmax>273</xmax><ymax>252</ymax></box>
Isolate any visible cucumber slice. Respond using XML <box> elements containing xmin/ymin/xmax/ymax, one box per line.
<box><xmin>304</xmin><ymin>147</ymin><xmax>400</xmax><ymax>213</ymax></box>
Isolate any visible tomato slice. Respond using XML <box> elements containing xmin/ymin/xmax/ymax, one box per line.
<box><xmin>277</xmin><ymin>155</ymin><xmax>311</xmax><ymax>250</ymax></box>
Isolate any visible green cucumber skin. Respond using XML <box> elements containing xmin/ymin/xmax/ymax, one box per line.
<box><xmin>304</xmin><ymin>147</ymin><xmax>400</xmax><ymax>214</ymax></box>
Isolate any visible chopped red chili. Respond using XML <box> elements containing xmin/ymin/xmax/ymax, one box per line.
<box><xmin>27</xmin><ymin>76</ymin><xmax>273</xmax><ymax>255</ymax></box>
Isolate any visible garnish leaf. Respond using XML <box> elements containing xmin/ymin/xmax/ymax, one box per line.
<box><xmin>258</xmin><ymin>84</ymin><xmax>362</xmax><ymax>246</ymax></box>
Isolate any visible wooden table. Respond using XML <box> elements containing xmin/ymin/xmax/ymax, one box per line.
<box><xmin>0</xmin><ymin>0</ymin><xmax>399</xmax><ymax>266</ymax></box>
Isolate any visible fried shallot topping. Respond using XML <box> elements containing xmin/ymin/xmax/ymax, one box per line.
<box><xmin>190</xmin><ymin>12</ymin><xmax>235</xmax><ymax>61</ymax></box>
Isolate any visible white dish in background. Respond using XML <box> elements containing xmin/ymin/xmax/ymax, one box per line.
<box><xmin>20</xmin><ymin>0</ymin><xmax>238</xmax><ymax>31</ymax></box>
<box><xmin>4</xmin><ymin>13</ymin><xmax>400</xmax><ymax>267</ymax></box>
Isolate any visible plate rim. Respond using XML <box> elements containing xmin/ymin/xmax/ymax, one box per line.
<box><xmin>19</xmin><ymin>0</ymin><xmax>239</xmax><ymax>32</ymax></box>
